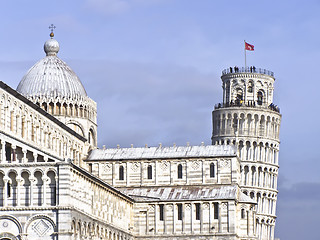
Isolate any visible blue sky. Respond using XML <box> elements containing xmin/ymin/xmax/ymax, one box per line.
<box><xmin>0</xmin><ymin>0</ymin><xmax>319</xmax><ymax>239</ymax></box>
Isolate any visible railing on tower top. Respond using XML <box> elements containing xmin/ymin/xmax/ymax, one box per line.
<box><xmin>222</xmin><ymin>67</ymin><xmax>274</xmax><ymax>77</ymax></box>
<box><xmin>214</xmin><ymin>101</ymin><xmax>280</xmax><ymax>113</ymax></box>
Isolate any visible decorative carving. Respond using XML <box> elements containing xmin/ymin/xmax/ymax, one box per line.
<box><xmin>185</xmin><ymin>203</ymin><xmax>191</xmax><ymax>210</ymax></box>
<box><xmin>131</xmin><ymin>162</ymin><xmax>139</xmax><ymax>172</ymax></box>
<box><xmin>241</xmin><ymin>204</ymin><xmax>248</xmax><ymax>210</ymax></box>
<box><xmin>203</xmin><ymin>203</ymin><xmax>209</xmax><ymax>209</ymax></box>
<box><xmin>220</xmin><ymin>160</ymin><xmax>230</xmax><ymax>168</ymax></box>
<box><xmin>166</xmin><ymin>204</ymin><xmax>173</xmax><ymax>210</ymax></box>
<box><xmin>2</xmin><ymin>221</ymin><xmax>9</xmax><ymax>228</ymax></box>
<box><xmin>160</xmin><ymin>161</ymin><xmax>169</xmax><ymax>171</ymax></box>
<box><xmin>191</xmin><ymin>161</ymin><xmax>200</xmax><ymax>170</ymax></box>
<box><xmin>222</xmin><ymin>203</ymin><xmax>228</xmax><ymax>210</ymax></box>
<box><xmin>148</xmin><ymin>205</ymin><xmax>155</xmax><ymax>212</ymax></box>
<box><xmin>32</xmin><ymin>219</ymin><xmax>51</xmax><ymax>237</ymax></box>
<box><xmin>103</xmin><ymin>163</ymin><xmax>112</xmax><ymax>173</ymax></box>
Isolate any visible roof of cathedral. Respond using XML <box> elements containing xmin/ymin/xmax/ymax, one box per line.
<box><xmin>120</xmin><ymin>185</ymin><xmax>255</xmax><ymax>203</ymax></box>
<box><xmin>87</xmin><ymin>145</ymin><xmax>237</xmax><ymax>161</ymax></box>
<box><xmin>16</xmin><ymin>35</ymin><xmax>87</xmax><ymax>100</ymax></box>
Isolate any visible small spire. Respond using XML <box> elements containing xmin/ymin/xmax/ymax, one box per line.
<box><xmin>49</xmin><ymin>24</ymin><xmax>56</xmax><ymax>38</ymax></box>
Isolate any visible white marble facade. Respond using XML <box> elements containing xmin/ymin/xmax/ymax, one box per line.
<box><xmin>0</xmin><ymin>36</ymin><xmax>280</xmax><ymax>240</ymax></box>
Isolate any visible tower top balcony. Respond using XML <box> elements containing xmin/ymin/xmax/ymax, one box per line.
<box><xmin>222</xmin><ymin>66</ymin><xmax>274</xmax><ymax>78</ymax></box>
<box><xmin>214</xmin><ymin>101</ymin><xmax>280</xmax><ymax>113</ymax></box>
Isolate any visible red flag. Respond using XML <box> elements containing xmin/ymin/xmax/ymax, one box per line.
<box><xmin>245</xmin><ymin>42</ymin><xmax>254</xmax><ymax>51</ymax></box>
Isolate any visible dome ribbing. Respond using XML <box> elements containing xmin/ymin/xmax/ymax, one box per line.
<box><xmin>17</xmin><ymin>38</ymin><xmax>87</xmax><ymax>100</ymax></box>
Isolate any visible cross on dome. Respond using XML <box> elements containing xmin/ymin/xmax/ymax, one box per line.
<box><xmin>49</xmin><ymin>24</ymin><xmax>56</xmax><ymax>38</ymax></box>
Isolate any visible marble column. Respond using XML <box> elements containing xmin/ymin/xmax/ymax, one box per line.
<box><xmin>3</xmin><ymin>176</ymin><xmax>9</xmax><ymax>207</ymax></box>
<box><xmin>29</xmin><ymin>177</ymin><xmax>36</xmax><ymax>206</ymax></box>
<box><xmin>42</xmin><ymin>176</ymin><xmax>49</xmax><ymax>206</ymax></box>
<box><xmin>22</xmin><ymin>149</ymin><xmax>27</xmax><ymax>163</ymax></box>
<box><xmin>16</xmin><ymin>176</ymin><xmax>23</xmax><ymax>206</ymax></box>
<box><xmin>11</xmin><ymin>145</ymin><xmax>16</xmax><ymax>162</ymax></box>
<box><xmin>0</xmin><ymin>140</ymin><xmax>5</xmax><ymax>163</ymax></box>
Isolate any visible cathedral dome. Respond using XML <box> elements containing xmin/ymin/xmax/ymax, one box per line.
<box><xmin>17</xmin><ymin>37</ymin><xmax>87</xmax><ymax>100</ymax></box>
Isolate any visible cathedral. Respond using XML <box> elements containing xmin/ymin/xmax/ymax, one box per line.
<box><xmin>0</xmin><ymin>30</ymin><xmax>281</xmax><ymax>240</ymax></box>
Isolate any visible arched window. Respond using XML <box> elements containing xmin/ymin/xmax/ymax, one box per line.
<box><xmin>147</xmin><ymin>165</ymin><xmax>152</xmax><ymax>179</ymax></box>
<box><xmin>210</xmin><ymin>163</ymin><xmax>215</xmax><ymax>178</ymax></box>
<box><xmin>257</xmin><ymin>91</ymin><xmax>263</xmax><ymax>105</ymax></box>
<box><xmin>88</xmin><ymin>129</ymin><xmax>95</xmax><ymax>145</ymax></box>
<box><xmin>236</xmin><ymin>88</ymin><xmax>243</xmax><ymax>105</ymax></box>
<box><xmin>47</xmin><ymin>171</ymin><xmax>56</xmax><ymax>206</ymax></box>
<box><xmin>177</xmin><ymin>164</ymin><xmax>183</xmax><ymax>179</ymax></box>
<box><xmin>119</xmin><ymin>165</ymin><xmax>124</xmax><ymax>180</ymax></box>
<box><xmin>248</xmin><ymin>81</ymin><xmax>253</xmax><ymax>93</ymax></box>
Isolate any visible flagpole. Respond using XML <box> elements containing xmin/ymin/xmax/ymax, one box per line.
<box><xmin>244</xmin><ymin>40</ymin><xmax>247</xmax><ymax>69</ymax></box>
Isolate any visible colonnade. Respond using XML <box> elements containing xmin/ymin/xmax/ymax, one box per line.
<box><xmin>0</xmin><ymin>168</ymin><xmax>57</xmax><ymax>207</ymax></box>
<box><xmin>0</xmin><ymin>138</ymin><xmax>82</xmax><ymax>166</ymax></box>
<box><xmin>256</xmin><ymin>219</ymin><xmax>276</xmax><ymax>240</ymax></box>
<box><xmin>138</xmin><ymin>202</ymin><xmax>224</xmax><ymax>235</ymax></box>
<box><xmin>134</xmin><ymin>201</ymin><xmax>255</xmax><ymax>238</ymax></box>
<box><xmin>72</xmin><ymin>219</ymin><xmax>132</xmax><ymax>240</ymax></box>
<box><xmin>243</xmin><ymin>189</ymin><xmax>277</xmax><ymax>216</ymax></box>
<box><xmin>0</xmin><ymin>90</ymin><xmax>85</xmax><ymax>164</ymax></box>
<box><xmin>214</xmin><ymin>139</ymin><xmax>279</xmax><ymax>165</ymax></box>
<box><xmin>33</xmin><ymin>97</ymin><xmax>96</xmax><ymax>123</ymax></box>
<box><xmin>241</xmin><ymin>164</ymin><xmax>278</xmax><ymax>190</ymax></box>
<box><xmin>213</xmin><ymin>112</ymin><xmax>280</xmax><ymax>140</ymax></box>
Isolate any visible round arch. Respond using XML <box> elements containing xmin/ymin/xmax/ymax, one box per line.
<box><xmin>66</xmin><ymin>120</ymin><xmax>85</xmax><ymax>137</ymax></box>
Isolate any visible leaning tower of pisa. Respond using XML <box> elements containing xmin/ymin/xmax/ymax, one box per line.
<box><xmin>212</xmin><ymin>66</ymin><xmax>281</xmax><ymax>240</ymax></box>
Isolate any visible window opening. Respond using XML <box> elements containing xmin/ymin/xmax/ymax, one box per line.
<box><xmin>7</xmin><ymin>182</ymin><xmax>11</xmax><ymax>198</ymax></box>
<box><xmin>248</xmin><ymin>82</ymin><xmax>253</xmax><ymax>93</ymax></box>
<box><xmin>177</xmin><ymin>204</ymin><xmax>183</xmax><ymax>220</ymax></box>
<box><xmin>159</xmin><ymin>204</ymin><xmax>164</xmax><ymax>221</ymax></box>
<box><xmin>177</xmin><ymin>164</ymin><xmax>183</xmax><ymax>179</ymax></box>
<box><xmin>236</xmin><ymin>89</ymin><xmax>243</xmax><ymax>105</ymax></box>
<box><xmin>195</xmin><ymin>203</ymin><xmax>201</xmax><ymax>220</ymax></box>
<box><xmin>214</xmin><ymin>203</ymin><xmax>219</xmax><ymax>219</ymax></box>
<box><xmin>257</xmin><ymin>91</ymin><xmax>263</xmax><ymax>105</ymax></box>
<box><xmin>147</xmin><ymin>165</ymin><xmax>152</xmax><ymax>179</ymax></box>
<box><xmin>210</xmin><ymin>163</ymin><xmax>215</xmax><ymax>178</ymax></box>
<box><xmin>119</xmin><ymin>165</ymin><xmax>124</xmax><ymax>180</ymax></box>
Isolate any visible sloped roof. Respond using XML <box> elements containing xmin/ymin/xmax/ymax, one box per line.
<box><xmin>120</xmin><ymin>185</ymin><xmax>238</xmax><ymax>202</ymax></box>
<box><xmin>120</xmin><ymin>185</ymin><xmax>256</xmax><ymax>204</ymax></box>
<box><xmin>87</xmin><ymin>145</ymin><xmax>236</xmax><ymax>161</ymax></box>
